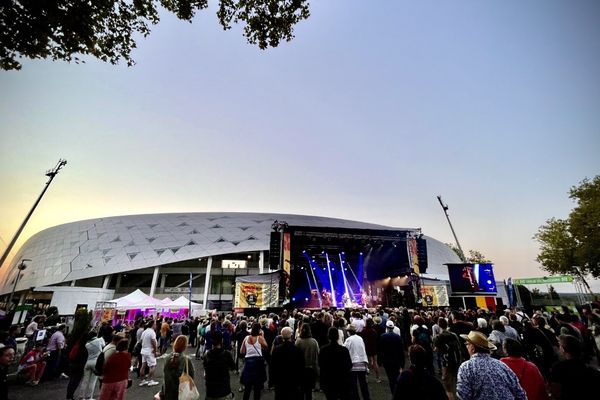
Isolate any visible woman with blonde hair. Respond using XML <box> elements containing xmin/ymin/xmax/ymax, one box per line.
<box><xmin>162</xmin><ymin>335</ymin><xmax>195</xmax><ymax>400</ymax></box>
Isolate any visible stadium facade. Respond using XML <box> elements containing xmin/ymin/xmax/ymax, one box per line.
<box><xmin>0</xmin><ymin>212</ymin><xmax>461</xmax><ymax>312</ymax></box>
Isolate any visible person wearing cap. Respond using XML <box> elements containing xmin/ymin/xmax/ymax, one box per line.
<box><xmin>271</xmin><ymin>327</ymin><xmax>304</xmax><ymax>400</ymax></box>
<box><xmin>378</xmin><ymin>320</ymin><xmax>405</xmax><ymax>394</ymax></box>
<box><xmin>344</xmin><ymin>323</ymin><xmax>370</xmax><ymax>400</ymax></box>
<box><xmin>456</xmin><ymin>331</ymin><xmax>526</xmax><ymax>400</ymax></box>
<box><xmin>319</xmin><ymin>327</ymin><xmax>352</xmax><ymax>400</ymax></box>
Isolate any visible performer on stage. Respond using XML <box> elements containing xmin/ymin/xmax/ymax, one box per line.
<box><xmin>462</xmin><ymin>265</ymin><xmax>479</xmax><ymax>291</ymax></box>
<box><xmin>360</xmin><ymin>290</ymin><xmax>368</xmax><ymax>308</ymax></box>
<box><xmin>342</xmin><ymin>292</ymin><xmax>351</xmax><ymax>308</ymax></box>
<box><xmin>321</xmin><ymin>289</ymin><xmax>332</xmax><ymax>308</ymax></box>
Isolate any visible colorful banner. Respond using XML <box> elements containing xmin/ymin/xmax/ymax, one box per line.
<box><xmin>283</xmin><ymin>233</ymin><xmax>291</xmax><ymax>276</ymax></box>
<box><xmin>408</xmin><ymin>237</ymin><xmax>420</xmax><ymax>275</ymax></box>
<box><xmin>234</xmin><ymin>281</ymin><xmax>279</xmax><ymax>308</ymax></box>
<box><xmin>420</xmin><ymin>285</ymin><xmax>449</xmax><ymax>307</ymax></box>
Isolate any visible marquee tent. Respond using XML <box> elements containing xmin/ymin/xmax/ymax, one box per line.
<box><xmin>111</xmin><ymin>289</ymin><xmax>161</xmax><ymax>309</ymax></box>
<box><xmin>167</xmin><ymin>296</ymin><xmax>202</xmax><ymax>308</ymax></box>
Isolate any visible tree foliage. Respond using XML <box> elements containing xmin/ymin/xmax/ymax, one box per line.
<box><xmin>0</xmin><ymin>0</ymin><xmax>310</xmax><ymax>70</ymax></box>
<box><xmin>535</xmin><ymin>176</ymin><xmax>600</xmax><ymax>283</ymax></box>
<box><xmin>446</xmin><ymin>244</ymin><xmax>492</xmax><ymax>263</ymax></box>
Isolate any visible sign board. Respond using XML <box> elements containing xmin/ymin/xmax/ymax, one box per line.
<box><xmin>420</xmin><ymin>285</ymin><xmax>449</xmax><ymax>307</ymax></box>
<box><xmin>164</xmin><ymin>287</ymin><xmax>189</xmax><ymax>294</ymax></box>
<box><xmin>222</xmin><ymin>260</ymin><xmax>247</xmax><ymax>269</ymax></box>
<box><xmin>513</xmin><ymin>276</ymin><xmax>573</xmax><ymax>285</ymax></box>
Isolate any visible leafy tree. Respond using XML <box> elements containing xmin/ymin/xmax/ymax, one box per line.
<box><xmin>535</xmin><ymin>176</ymin><xmax>600</xmax><ymax>292</ymax></box>
<box><xmin>0</xmin><ymin>0</ymin><xmax>310</xmax><ymax>70</ymax></box>
<box><xmin>446</xmin><ymin>244</ymin><xmax>492</xmax><ymax>263</ymax></box>
<box><xmin>547</xmin><ymin>285</ymin><xmax>560</xmax><ymax>300</ymax></box>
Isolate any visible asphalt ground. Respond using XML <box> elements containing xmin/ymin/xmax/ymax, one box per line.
<box><xmin>8</xmin><ymin>347</ymin><xmax>398</xmax><ymax>400</ymax></box>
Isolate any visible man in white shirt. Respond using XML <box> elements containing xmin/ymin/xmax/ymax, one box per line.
<box><xmin>344</xmin><ymin>324</ymin><xmax>370</xmax><ymax>400</ymax></box>
<box><xmin>139</xmin><ymin>320</ymin><xmax>159</xmax><ymax>387</ymax></box>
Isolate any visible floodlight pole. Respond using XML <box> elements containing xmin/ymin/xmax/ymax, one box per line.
<box><xmin>437</xmin><ymin>195</ymin><xmax>467</xmax><ymax>263</ymax></box>
<box><xmin>0</xmin><ymin>159</ymin><xmax>67</xmax><ymax>269</ymax></box>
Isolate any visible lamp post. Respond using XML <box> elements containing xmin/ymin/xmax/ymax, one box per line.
<box><xmin>7</xmin><ymin>259</ymin><xmax>30</xmax><ymax>311</ymax></box>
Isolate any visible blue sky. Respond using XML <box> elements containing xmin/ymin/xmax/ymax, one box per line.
<box><xmin>1</xmin><ymin>1</ymin><xmax>599</xmax><ymax>291</ymax></box>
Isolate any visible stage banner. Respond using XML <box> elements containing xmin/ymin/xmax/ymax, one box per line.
<box><xmin>420</xmin><ymin>285</ymin><xmax>449</xmax><ymax>307</ymax></box>
<box><xmin>283</xmin><ymin>233</ymin><xmax>291</xmax><ymax>276</ymax></box>
<box><xmin>408</xmin><ymin>237</ymin><xmax>420</xmax><ymax>275</ymax></box>
<box><xmin>234</xmin><ymin>282</ymin><xmax>279</xmax><ymax>308</ymax></box>
<box><xmin>234</xmin><ymin>271</ymin><xmax>280</xmax><ymax>308</ymax></box>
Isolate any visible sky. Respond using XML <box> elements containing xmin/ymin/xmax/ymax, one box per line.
<box><xmin>1</xmin><ymin>1</ymin><xmax>599</xmax><ymax>292</ymax></box>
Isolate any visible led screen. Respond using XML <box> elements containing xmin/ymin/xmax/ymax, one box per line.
<box><xmin>447</xmin><ymin>263</ymin><xmax>497</xmax><ymax>294</ymax></box>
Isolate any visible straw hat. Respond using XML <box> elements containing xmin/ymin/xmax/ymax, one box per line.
<box><xmin>460</xmin><ymin>331</ymin><xmax>496</xmax><ymax>351</ymax></box>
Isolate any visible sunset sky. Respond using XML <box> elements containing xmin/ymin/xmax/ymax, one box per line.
<box><xmin>1</xmin><ymin>1</ymin><xmax>599</xmax><ymax>291</ymax></box>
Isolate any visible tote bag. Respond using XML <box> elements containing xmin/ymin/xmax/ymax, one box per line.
<box><xmin>179</xmin><ymin>356</ymin><xmax>200</xmax><ymax>400</ymax></box>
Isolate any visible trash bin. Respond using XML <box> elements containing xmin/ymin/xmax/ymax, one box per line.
<box><xmin>15</xmin><ymin>337</ymin><xmax>28</xmax><ymax>356</ymax></box>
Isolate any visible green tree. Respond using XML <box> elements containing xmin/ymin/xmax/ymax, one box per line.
<box><xmin>446</xmin><ymin>244</ymin><xmax>492</xmax><ymax>263</ymax></box>
<box><xmin>535</xmin><ymin>176</ymin><xmax>600</xmax><ymax>292</ymax></box>
<box><xmin>0</xmin><ymin>0</ymin><xmax>310</xmax><ymax>70</ymax></box>
<box><xmin>547</xmin><ymin>285</ymin><xmax>560</xmax><ymax>300</ymax></box>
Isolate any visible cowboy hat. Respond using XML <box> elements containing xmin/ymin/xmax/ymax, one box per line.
<box><xmin>460</xmin><ymin>330</ymin><xmax>497</xmax><ymax>351</ymax></box>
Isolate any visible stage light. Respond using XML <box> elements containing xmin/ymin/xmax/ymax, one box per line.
<box><xmin>341</xmin><ymin>252</ymin><xmax>345</xmax><ymax>255</ymax></box>
<box><xmin>359</xmin><ymin>252</ymin><xmax>363</xmax><ymax>255</ymax></box>
<box><xmin>292</xmin><ymin>297</ymin><xmax>296</xmax><ymax>301</ymax></box>
<box><xmin>305</xmin><ymin>298</ymin><xmax>309</xmax><ymax>301</ymax></box>
<box><xmin>302</xmin><ymin>250</ymin><xmax>306</xmax><ymax>253</ymax></box>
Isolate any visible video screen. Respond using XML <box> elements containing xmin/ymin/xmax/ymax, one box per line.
<box><xmin>447</xmin><ymin>263</ymin><xmax>497</xmax><ymax>294</ymax></box>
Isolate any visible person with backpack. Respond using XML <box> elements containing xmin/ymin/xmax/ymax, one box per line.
<box><xmin>433</xmin><ymin>318</ymin><xmax>463</xmax><ymax>400</ymax></box>
<box><xmin>99</xmin><ymin>339</ymin><xmax>131</xmax><ymax>400</ymax></box>
<box><xmin>411</xmin><ymin>316</ymin><xmax>434</xmax><ymax>374</ymax></box>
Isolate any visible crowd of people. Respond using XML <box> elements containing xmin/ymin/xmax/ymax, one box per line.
<box><xmin>0</xmin><ymin>302</ymin><xmax>599</xmax><ymax>400</ymax></box>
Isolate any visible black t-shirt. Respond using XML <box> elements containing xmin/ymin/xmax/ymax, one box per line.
<box><xmin>203</xmin><ymin>348</ymin><xmax>235</xmax><ymax>398</ymax></box>
<box><xmin>551</xmin><ymin>358</ymin><xmax>600</xmax><ymax>399</ymax></box>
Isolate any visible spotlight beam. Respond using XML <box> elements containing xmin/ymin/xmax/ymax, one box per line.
<box><xmin>325</xmin><ymin>253</ymin><xmax>336</xmax><ymax>307</ymax></box>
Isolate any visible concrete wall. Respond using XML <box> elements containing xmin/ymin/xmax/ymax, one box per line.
<box><xmin>35</xmin><ymin>286</ymin><xmax>115</xmax><ymax>315</ymax></box>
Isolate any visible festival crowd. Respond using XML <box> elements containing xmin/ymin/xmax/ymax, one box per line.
<box><xmin>0</xmin><ymin>303</ymin><xmax>599</xmax><ymax>400</ymax></box>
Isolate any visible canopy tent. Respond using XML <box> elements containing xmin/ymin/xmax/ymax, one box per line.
<box><xmin>111</xmin><ymin>289</ymin><xmax>161</xmax><ymax>309</ymax></box>
<box><xmin>158</xmin><ymin>297</ymin><xmax>173</xmax><ymax>306</ymax></box>
<box><xmin>168</xmin><ymin>296</ymin><xmax>202</xmax><ymax>308</ymax></box>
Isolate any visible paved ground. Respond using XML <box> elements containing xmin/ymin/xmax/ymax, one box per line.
<box><xmin>8</xmin><ymin>348</ymin><xmax>397</xmax><ymax>400</ymax></box>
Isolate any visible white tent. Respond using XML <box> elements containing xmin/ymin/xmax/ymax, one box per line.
<box><xmin>111</xmin><ymin>289</ymin><xmax>161</xmax><ymax>309</ymax></box>
<box><xmin>168</xmin><ymin>296</ymin><xmax>202</xmax><ymax>308</ymax></box>
<box><xmin>158</xmin><ymin>297</ymin><xmax>173</xmax><ymax>306</ymax></box>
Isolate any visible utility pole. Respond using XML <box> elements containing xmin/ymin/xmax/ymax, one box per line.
<box><xmin>437</xmin><ymin>195</ymin><xmax>467</xmax><ymax>263</ymax></box>
<box><xmin>0</xmin><ymin>159</ymin><xmax>67</xmax><ymax>269</ymax></box>
<box><xmin>6</xmin><ymin>259</ymin><xmax>29</xmax><ymax>311</ymax></box>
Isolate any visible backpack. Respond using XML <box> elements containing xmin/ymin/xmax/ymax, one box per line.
<box><xmin>443</xmin><ymin>332</ymin><xmax>463</xmax><ymax>369</ymax></box>
<box><xmin>93</xmin><ymin>350</ymin><xmax>105</xmax><ymax>376</ymax></box>
<box><xmin>414</xmin><ymin>326</ymin><xmax>431</xmax><ymax>348</ymax></box>
<box><xmin>69</xmin><ymin>341</ymin><xmax>80</xmax><ymax>362</ymax></box>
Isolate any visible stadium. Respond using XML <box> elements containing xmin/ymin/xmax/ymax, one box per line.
<box><xmin>0</xmin><ymin>212</ymin><xmax>464</xmax><ymax>314</ymax></box>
